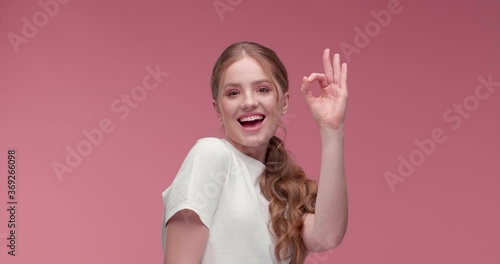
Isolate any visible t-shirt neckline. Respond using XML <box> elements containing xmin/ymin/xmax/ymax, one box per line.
<box><xmin>221</xmin><ymin>138</ymin><xmax>266</xmax><ymax>170</ymax></box>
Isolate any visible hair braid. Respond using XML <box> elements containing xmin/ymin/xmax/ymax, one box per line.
<box><xmin>259</xmin><ymin>136</ymin><xmax>318</xmax><ymax>263</ymax></box>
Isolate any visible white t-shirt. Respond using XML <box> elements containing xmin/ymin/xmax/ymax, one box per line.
<box><xmin>161</xmin><ymin>137</ymin><xmax>292</xmax><ymax>263</ymax></box>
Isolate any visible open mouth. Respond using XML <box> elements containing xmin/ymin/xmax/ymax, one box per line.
<box><xmin>238</xmin><ymin>115</ymin><xmax>265</xmax><ymax>128</ymax></box>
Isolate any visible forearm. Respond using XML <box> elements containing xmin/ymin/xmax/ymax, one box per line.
<box><xmin>313</xmin><ymin>126</ymin><xmax>348</xmax><ymax>248</ymax></box>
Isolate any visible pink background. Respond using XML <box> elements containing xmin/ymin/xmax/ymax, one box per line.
<box><xmin>1</xmin><ymin>0</ymin><xmax>499</xmax><ymax>263</ymax></box>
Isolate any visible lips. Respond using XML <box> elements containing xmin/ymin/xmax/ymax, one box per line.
<box><xmin>238</xmin><ymin>114</ymin><xmax>265</xmax><ymax>128</ymax></box>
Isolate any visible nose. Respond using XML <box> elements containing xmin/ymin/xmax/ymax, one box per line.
<box><xmin>241</xmin><ymin>91</ymin><xmax>258</xmax><ymax>110</ymax></box>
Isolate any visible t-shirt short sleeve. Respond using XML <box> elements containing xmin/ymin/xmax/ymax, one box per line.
<box><xmin>162</xmin><ymin>137</ymin><xmax>230</xmax><ymax>233</ymax></box>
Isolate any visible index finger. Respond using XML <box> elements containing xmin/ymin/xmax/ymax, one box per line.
<box><xmin>323</xmin><ymin>48</ymin><xmax>334</xmax><ymax>84</ymax></box>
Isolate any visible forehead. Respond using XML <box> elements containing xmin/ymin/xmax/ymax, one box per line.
<box><xmin>222</xmin><ymin>56</ymin><xmax>270</xmax><ymax>84</ymax></box>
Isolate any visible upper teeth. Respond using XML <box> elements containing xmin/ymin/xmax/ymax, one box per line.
<box><xmin>239</xmin><ymin>115</ymin><xmax>264</xmax><ymax>122</ymax></box>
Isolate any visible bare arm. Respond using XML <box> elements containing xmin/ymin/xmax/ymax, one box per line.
<box><xmin>164</xmin><ymin>209</ymin><xmax>209</xmax><ymax>264</ymax></box>
<box><xmin>301</xmin><ymin>129</ymin><xmax>348</xmax><ymax>251</ymax></box>
<box><xmin>300</xmin><ymin>50</ymin><xmax>349</xmax><ymax>251</ymax></box>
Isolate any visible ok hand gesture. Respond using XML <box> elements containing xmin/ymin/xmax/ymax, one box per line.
<box><xmin>301</xmin><ymin>49</ymin><xmax>348</xmax><ymax>130</ymax></box>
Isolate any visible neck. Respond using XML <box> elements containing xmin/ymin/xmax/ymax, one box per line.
<box><xmin>226</xmin><ymin>137</ymin><xmax>268</xmax><ymax>164</ymax></box>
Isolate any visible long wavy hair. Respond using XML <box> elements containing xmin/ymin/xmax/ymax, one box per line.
<box><xmin>210</xmin><ymin>41</ymin><xmax>319</xmax><ymax>263</ymax></box>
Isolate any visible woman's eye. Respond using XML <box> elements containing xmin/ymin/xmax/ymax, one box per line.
<box><xmin>258</xmin><ymin>87</ymin><xmax>270</xmax><ymax>93</ymax></box>
<box><xmin>227</xmin><ymin>90</ymin><xmax>239</xmax><ymax>96</ymax></box>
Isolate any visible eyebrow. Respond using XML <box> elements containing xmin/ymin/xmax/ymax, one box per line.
<box><xmin>222</xmin><ymin>79</ymin><xmax>272</xmax><ymax>89</ymax></box>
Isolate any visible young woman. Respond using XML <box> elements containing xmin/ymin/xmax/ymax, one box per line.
<box><xmin>162</xmin><ymin>41</ymin><xmax>348</xmax><ymax>264</ymax></box>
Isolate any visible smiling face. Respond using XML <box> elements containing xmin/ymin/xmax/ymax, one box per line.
<box><xmin>213</xmin><ymin>56</ymin><xmax>289</xmax><ymax>161</ymax></box>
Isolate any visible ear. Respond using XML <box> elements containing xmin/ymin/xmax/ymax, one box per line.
<box><xmin>281</xmin><ymin>92</ymin><xmax>290</xmax><ymax>115</ymax></box>
<box><xmin>213</xmin><ymin>100</ymin><xmax>221</xmax><ymax>119</ymax></box>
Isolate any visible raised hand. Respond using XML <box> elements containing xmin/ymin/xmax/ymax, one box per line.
<box><xmin>300</xmin><ymin>49</ymin><xmax>348</xmax><ymax>130</ymax></box>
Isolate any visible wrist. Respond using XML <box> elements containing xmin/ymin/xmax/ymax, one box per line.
<box><xmin>320</xmin><ymin>125</ymin><xmax>345</xmax><ymax>140</ymax></box>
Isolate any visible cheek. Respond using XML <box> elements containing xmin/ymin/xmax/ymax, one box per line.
<box><xmin>261</xmin><ymin>96</ymin><xmax>276</xmax><ymax>107</ymax></box>
<box><xmin>220</xmin><ymin>103</ymin><xmax>237</xmax><ymax>119</ymax></box>
<box><xmin>219</xmin><ymin>102</ymin><xmax>231</xmax><ymax>114</ymax></box>
<box><xmin>264</xmin><ymin>101</ymin><xmax>280</xmax><ymax>115</ymax></box>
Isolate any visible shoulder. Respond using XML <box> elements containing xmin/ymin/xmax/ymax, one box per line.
<box><xmin>195</xmin><ymin>137</ymin><xmax>226</xmax><ymax>147</ymax></box>
<box><xmin>192</xmin><ymin>137</ymin><xmax>228</xmax><ymax>153</ymax></box>
<box><xmin>186</xmin><ymin>137</ymin><xmax>231</xmax><ymax>163</ymax></box>
<box><xmin>169</xmin><ymin>137</ymin><xmax>232</xmax><ymax>190</ymax></box>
